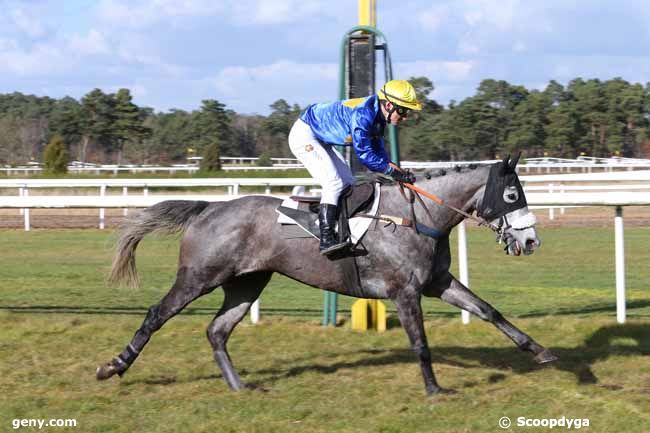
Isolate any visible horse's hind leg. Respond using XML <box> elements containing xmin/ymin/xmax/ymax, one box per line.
<box><xmin>438</xmin><ymin>275</ymin><xmax>558</xmax><ymax>364</ymax></box>
<box><xmin>206</xmin><ymin>272</ymin><xmax>271</xmax><ymax>391</ymax></box>
<box><xmin>96</xmin><ymin>266</ymin><xmax>219</xmax><ymax>380</ymax></box>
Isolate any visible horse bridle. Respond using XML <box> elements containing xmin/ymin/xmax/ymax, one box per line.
<box><xmin>400</xmin><ymin>182</ymin><xmax>499</xmax><ymax>230</ymax></box>
<box><xmin>399</xmin><ymin>181</ymin><xmax>534</xmax><ymax>245</ymax></box>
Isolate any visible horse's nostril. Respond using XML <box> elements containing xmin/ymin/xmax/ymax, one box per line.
<box><xmin>526</xmin><ymin>239</ymin><xmax>537</xmax><ymax>249</ymax></box>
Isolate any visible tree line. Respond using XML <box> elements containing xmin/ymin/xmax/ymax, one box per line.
<box><xmin>1</xmin><ymin>76</ymin><xmax>649</xmax><ymax>170</ymax></box>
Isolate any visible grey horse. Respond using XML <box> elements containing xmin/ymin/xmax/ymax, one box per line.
<box><xmin>97</xmin><ymin>156</ymin><xmax>557</xmax><ymax>395</ymax></box>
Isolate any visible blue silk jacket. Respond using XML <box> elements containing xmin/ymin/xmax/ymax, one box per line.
<box><xmin>299</xmin><ymin>95</ymin><xmax>390</xmax><ymax>172</ymax></box>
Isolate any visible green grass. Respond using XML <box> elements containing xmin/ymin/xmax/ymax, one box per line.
<box><xmin>1</xmin><ymin>227</ymin><xmax>649</xmax><ymax>432</ymax></box>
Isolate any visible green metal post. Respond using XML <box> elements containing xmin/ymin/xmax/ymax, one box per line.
<box><xmin>322</xmin><ymin>291</ymin><xmax>330</xmax><ymax>326</ymax></box>
<box><xmin>388</xmin><ymin>125</ymin><xmax>400</xmax><ymax>165</ymax></box>
<box><xmin>329</xmin><ymin>292</ymin><xmax>337</xmax><ymax>325</ymax></box>
<box><xmin>322</xmin><ymin>291</ymin><xmax>337</xmax><ymax>326</ymax></box>
<box><xmin>339</xmin><ymin>25</ymin><xmax>400</xmax><ymax>164</ymax></box>
<box><xmin>323</xmin><ymin>25</ymin><xmax>399</xmax><ymax>326</ymax></box>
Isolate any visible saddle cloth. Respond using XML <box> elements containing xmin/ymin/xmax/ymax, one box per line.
<box><xmin>276</xmin><ymin>183</ymin><xmax>381</xmax><ymax>245</ymax></box>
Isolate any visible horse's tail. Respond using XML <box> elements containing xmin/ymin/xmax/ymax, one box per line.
<box><xmin>109</xmin><ymin>200</ymin><xmax>210</xmax><ymax>288</ymax></box>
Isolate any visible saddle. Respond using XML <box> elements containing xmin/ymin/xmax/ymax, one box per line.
<box><xmin>276</xmin><ymin>182</ymin><xmax>378</xmax><ymax>244</ymax></box>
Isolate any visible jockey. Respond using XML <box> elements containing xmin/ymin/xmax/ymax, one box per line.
<box><xmin>289</xmin><ymin>79</ymin><xmax>421</xmax><ymax>257</ymax></box>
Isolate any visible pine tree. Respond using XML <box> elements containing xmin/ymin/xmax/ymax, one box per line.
<box><xmin>256</xmin><ymin>151</ymin><xmax>272</xmax><ymax>167</ymax></box>
<box><xmin>200</xmin><ymin>139</ymin><xmax>221</xmax><ymax>172</ymax></box>
<box><xmin>113</xmin><ymin>88</ymin><xmax>151</xmax><ymax>164</ymax></box>
<box><xmin>43</xmin><ymin>134</ymin><xmax>68</xmax><ymax>174</ymax></box>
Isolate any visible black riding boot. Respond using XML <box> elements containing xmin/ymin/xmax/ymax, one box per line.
<box><xmin>318</xmin><ymin>203</ymin><xmax>349</xmax><ymax>257</ymax></box>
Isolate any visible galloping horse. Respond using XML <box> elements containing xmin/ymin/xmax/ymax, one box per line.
<box><xmin>97</xmin><ymin>155</ymin><xmax>557</xmax><ymax>395</ymax></box>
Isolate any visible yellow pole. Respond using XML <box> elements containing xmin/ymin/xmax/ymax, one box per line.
<box><xmin>350</xmin><ymin>0</ymin><xmax>386</xmax><ymax>333</ymax></box>
<box><xmin>358</xmin><ymin>0</ymin><xmax>376</xmax><ymax>27</ymax></box>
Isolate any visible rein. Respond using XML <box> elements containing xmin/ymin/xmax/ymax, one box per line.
<box><xmin>400</xmin><ymin>182</ymin><xmax>500</xmax><ymax>233</ymax></box>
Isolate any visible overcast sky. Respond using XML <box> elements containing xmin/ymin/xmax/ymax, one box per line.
<box><xmin>3</xmin><ymin>0</ymin><xmax>650</xmax><ymax>115</ymax></box>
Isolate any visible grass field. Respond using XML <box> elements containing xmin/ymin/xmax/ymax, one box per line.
<box><xmin>1</xmin><ymin>227</ymin><xmax>649</xmax><ymax>432</ymax></box>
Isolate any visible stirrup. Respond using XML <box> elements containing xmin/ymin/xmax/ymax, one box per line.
<box><xmin>320</xmin><ymin>240</ymin><xmax>351</xmax><ymax>256</ymax></box>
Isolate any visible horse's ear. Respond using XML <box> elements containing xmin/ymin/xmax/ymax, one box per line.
<box><xmin>501</xmin><ymin>154</ymin><xmax>510</xmax><ymax>174</ymax></box>
<box><xmin>509</xmin><ymin>152</ymin><xmax>521</xmax><ymax>169</ymax></box>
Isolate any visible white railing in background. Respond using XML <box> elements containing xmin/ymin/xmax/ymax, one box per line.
<box><xmin>1</xmin><ymin>157</ymin><xmax>303</xmax><ymax>175</ymax></box>
<box><xmin>521</xmin><ymin>170</ymin><xmax>650</xmax><ymax>220</ymax></box>
<box><xmin>0</xmin><ymin>177</ymin><xmax>318</xmax><ymax>233</ymax></box>
<box><xmin>3</xmin><ymin>156</ymin><xmax>650</xmax><ymax>175</ymax></box>
<box><xmin>0</xmin><ymin>177</ymin><xmax>319</xmax><ymax>190</ymax></box>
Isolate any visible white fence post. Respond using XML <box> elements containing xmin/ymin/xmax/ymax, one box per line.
<box><xmin>19</xmin><ymin>187</ymin><xmax>24</xmax><ymax>215</ymax></box>
<box><xmin>548</xmin><ymin>183</ymin><xmax>555</xmax><ymax>220</ymax></box>
<box><xmin>458</xmin><ymin>221</ymin><xmax>471</xmax><ymax>324</ymax></box>
<box><xmin>614</xmin><ymin>206</ymin><xmax>626</xmax><ymax>324</ymax></box>
<box><xmin>23</xmin><ymin>188</ymin><xmax>30</xmax><ymax>231</ymax></box>
<box><xmin>122</xmin><ymin>187</ymin><xmax>128</xmax><ymax>216</ymax></box>
<box><xmin>99</xmin><ymin>185</ymin><xmax>106</xmax><ymax>229</ymax></box>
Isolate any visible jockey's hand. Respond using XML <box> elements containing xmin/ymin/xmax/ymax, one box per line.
<box><xmin>384</xmin><ymin>166</ymin><xmax>416</xmax><ymax>184</ymax></box>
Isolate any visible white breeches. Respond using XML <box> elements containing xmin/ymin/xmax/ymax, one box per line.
<box><xmin>288</xmin><ymin>119</ymin><xmax>355</xmax><ymax>205</ymax></box>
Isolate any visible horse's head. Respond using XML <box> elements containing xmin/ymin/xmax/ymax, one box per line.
<box><xmin>476</xmin><ymin>154</ymin><xmax>540</xmax><ymax>256</ymax></box>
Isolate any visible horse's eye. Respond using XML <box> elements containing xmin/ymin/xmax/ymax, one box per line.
<box><xmin>503</xmin><ymin>186</ymin><xmax>519</xmax><ymax>203</ymax></box>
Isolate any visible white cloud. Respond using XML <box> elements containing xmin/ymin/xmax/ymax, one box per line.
<box><xmin>213</xmin><ymin>60</ymin><xmax>337</xmax><ymax>95</ymax></box>
<box><xmin>97</xmin><ymin>0</ymin><xmax>224</xmax><ymax>28</ymax></box>
<box><xmin>0</xmin><ymin>43</ymin><xmax>67</xmax><ymax>76</ymax></box>
<box><xmin>396</xmin><ymin>60</ymin><xmax>475</xmax><ymax>82</ymax></box>
<box><xmin>417</xmin><ymin>4</ymin><xmax>450</xmax><ymax>31</ymax></box>
<box><xmin>10</xmin><ymin>8</ymin><xmax>48</xmax><ymax>38</ymax></box>
<box><xmin>458</xmin><ymin>35</ymin><xmax>480</xmax><ymax>54</ymax></box>
<box><xmin>210</xmin><ymin>60</ymin><xmax>338</xmax><ymax>113</ymax></box>
<box><xmin>461</xmin><ymin>0</ymin><xmax>520</xmax><ymax>31</ymax></box>
<box><xmin>242</xmin><ymin>0</ymin><xmax>323</xmax><ymax>25</ymax></box>
<box><xmin>97</xmin><ymin>0</ymin><xmax>348</xmax><ymax>28</ymax></box>
<box><xmin>69</xmin><ymin>29</ymin><xmax>109</xmax><ymax>56</ymax></box>
<box><xmin>513</xmin><ymin>40</ymin><xmax>527</xmax><ymax>53</ymax></box>
<box><xmin>0</xmin><ymin>37</ymin><xmax>18</xmax><ymax>51</ymax></box>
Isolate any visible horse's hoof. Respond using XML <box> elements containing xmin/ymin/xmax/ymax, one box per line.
<box><xmin>534</xmin><ymin>349</ymin><xmax>558</xmax><ymax>364</ymax></box>
<box><xmin>428</xmin><ymin>387</ymin><xmax>457</xmax><ymax>396</ymax></box>
<box><xmin>96</xmin><ymin>359</ymin><xmax>127</xmax><ymax>380</ymax></box>
<box><xmin>96</xmin><ymin>364</ymin><xmax>117</xmax><ymax>380</ymax></box>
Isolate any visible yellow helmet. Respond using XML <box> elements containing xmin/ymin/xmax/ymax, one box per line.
<box><xmin>378</xmin><ymin>80</ymin><xmax>422</xmax><ymax>111</ymax></box>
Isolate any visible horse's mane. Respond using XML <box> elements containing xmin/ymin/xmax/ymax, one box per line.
<box><xmin>423</xmin><ymin>164</ymin><xmax>480</xmax><ymax>179</ymax></box>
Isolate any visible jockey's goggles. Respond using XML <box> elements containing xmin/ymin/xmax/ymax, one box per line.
<box><xmin>394</xmin><ymin>105</ymin><xmax>411</xmax><ymax>116</ymax></box>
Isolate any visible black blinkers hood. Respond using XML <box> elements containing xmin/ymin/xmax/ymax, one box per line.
<box><xmin>477</xmin><ymin>154</ymin><xmax>527</xmax><ymax>221</ymax></box>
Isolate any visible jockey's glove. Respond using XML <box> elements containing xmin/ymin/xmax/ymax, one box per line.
<box><xmin>384</xmin><ymin>166</ymin><xmax>416</xmax><ymax>184</ymax></box>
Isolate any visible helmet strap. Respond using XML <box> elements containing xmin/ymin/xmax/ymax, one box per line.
<box><xmin>387</xmin><ymin>106</ymin><xmax>397</xmax><ymax>123</ymax></box>
<box><xmin>382</xmin><ymin>99</ymin><xmax>397</xmax><ymax>123</ymax></box>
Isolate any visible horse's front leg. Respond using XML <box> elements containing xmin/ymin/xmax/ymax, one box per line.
<box><xmin>392</xmin><ymin>289</ymin><xmax>455</xmax><ymax>395</ymax></box>
<box><xmin>437</xmin><ymin>274</ymin><xmax>558</xmax><ymax>364</ymax></box>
